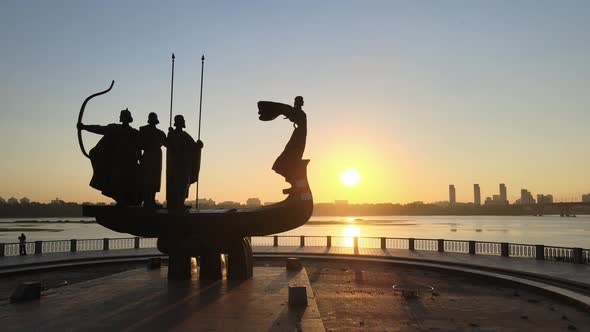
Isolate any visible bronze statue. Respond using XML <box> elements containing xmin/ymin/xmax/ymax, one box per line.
<box><xmin>166</xmin><ymin>115</ymin><xmax>203</xmax><ymax>211</ymax></box>
<box><xmin>259</xmin><ymin>96</ymin><xmax>307</xmax><ymax>194</ymax></box>
<box><xmin>139</xmin><ymin>113</ymin><xmax>167</xmax><ymax>208</ymax></box>
<box><xmin>78</xmin><ymin>109</ymin><xmax>141</xmax><ymax>206</ymax></box>
<box><xmin>83</xmin><ymin>93</ymin><xmax>313</xmax><ymax>282</ymax></box>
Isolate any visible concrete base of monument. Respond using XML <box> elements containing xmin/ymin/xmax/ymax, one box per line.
<box><xmin>0</xmin><ymin>266</ymin><xmax>324</xmax><ymax>331</ymax></box>
<box><xmin>160</xmin><ymin>237</ymin><xmax>254</xmax><ymax>281</ymax></box>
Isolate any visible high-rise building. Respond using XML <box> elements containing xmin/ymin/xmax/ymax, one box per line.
<box><xmin>545</xmin><ymin>194</ymin><xmax>553</xmax><ymax>203</ymax></box>
<box><xmin>473</xmin><ymin>184</ymin><xmax>481</xmax><ymax>205</ymax></box>
<box><xmin>537</xmin><ymin>194</ymin><xmax>553</xmax><ymax>204</ymax></box>
<box><xmin>246</xmin><ymin>198</ymin><xmax>262</xmax><ymax>207</ymax></box>
<box><xmin>499</xmin><ymin>183</ymin><xmax>507</xmax><ymax>203</ymax></box>
<box><xmin>582</xmin><ymin>194</ymin><xmax>590</xmax><ymax>203</ymax></box>
<box><xmin>520</xmin><ymin>189</ymin><xmax>535</xmax><ymax>204</ymax></box>
<box><xmin>449</xmin><ymin>185</ymin><xmax>456</xmax><ymax>206</ymax></box>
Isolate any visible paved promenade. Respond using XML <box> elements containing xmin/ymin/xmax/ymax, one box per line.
<box><xmin>2</xmin><ymin>246</ymin><xmax>590</xmax><ymax>289</ymax></box>
<box><xmin>0</xmin><ymin>267</ymin><xmax>325</xmax><ymax>331</ymax></box>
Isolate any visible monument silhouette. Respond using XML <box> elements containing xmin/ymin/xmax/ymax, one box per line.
<box><xmin>139</xmin><ymin>112</ymin><xmax>167</xmax><ymax>208</ymax></box>
<box><xmin>78</xmin><ymin>105</ymin><xmax>141</xmax><ymax>207</ymax></box>
<box><xmin>166</xmin><ymin>115</ymin><xmax>203</xmax><ymax>211</ymax></box>
<box><xmin>79</xmin><ymin>81</ymin><xmax>312</xmax><ymax>280</ymax></box>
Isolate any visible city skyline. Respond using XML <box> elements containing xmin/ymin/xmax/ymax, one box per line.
<box><xmin>1</xmin><ymin>1</ymin><xmax>589</xmax><ymax>204</ymax></box>
<box><xmin>2</xmin><ymin>184</ymin><xmax>588</xmax><ymax>206</ymax></box>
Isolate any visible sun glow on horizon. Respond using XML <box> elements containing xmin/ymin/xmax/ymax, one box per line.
<box><xmin>341</xmin><ymin>224</ymin><xmax>361</xmax><ymax>247</ymax></box>
<box><xmin>340</xmin><ymin>168</ymin><xmax>360</xmax><ymax>187</ymax></box>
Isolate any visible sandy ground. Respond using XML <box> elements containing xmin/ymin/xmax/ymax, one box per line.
<box><xmin>257</xmin><ymin>259</ymin><xmax>590</xmax><ymax>331</ymax></box>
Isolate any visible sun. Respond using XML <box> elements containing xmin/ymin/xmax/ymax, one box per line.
<box><xmin>340</xmin><ymin>168</ymin><xmax>360</xmax><ymax>186</ymax></box>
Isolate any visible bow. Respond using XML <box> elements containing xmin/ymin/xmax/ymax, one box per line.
<box><xmin>77</xmin><ymin>80</ymin><xmax>115</xmax><ymax>158</ymax></box>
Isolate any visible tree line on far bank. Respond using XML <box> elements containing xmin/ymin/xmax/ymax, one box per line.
<box><xmin>1</xmin><ymin>201</ymin><xmax>588</xmax><ymax>218</ymax></box>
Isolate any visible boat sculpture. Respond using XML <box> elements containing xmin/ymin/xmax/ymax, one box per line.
<box><xmin>80</xmin><ymin>82</ymin><xmax>312</xmax><ymax>280</ymax></box>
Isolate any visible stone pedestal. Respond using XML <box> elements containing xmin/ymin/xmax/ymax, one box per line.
<box><xmin>288</xmin><ymin>285</ymin><xmax>308</xmax><ymax>306</ymax></box>
<box><xmin>10</xmin><ymin>282</ymin><xmax>41</xmax><ymax>302</ymax></box>
<box><xmin>286</xmin><ymin>257</ymin><xmax>302</xmax><ymax>271</ymax></box>
<box><xmin>227</xmin><ymin>237</ymin><xmax>253</xmax><ymax>280</ymax></box>
<box><xmin>199</xmin><ymin>250</ymin><xmax>222</xmax><ymax>280</ymax></box>
<box><xmin>168</xmin><ymin>255</ymin><xmax>191</xmax><ymax>280</ymax></box>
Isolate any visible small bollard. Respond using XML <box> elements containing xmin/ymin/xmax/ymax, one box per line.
<box><xmin>288</xmin><ymin>285</ymin><xmax>308</xmax><ymax>306</ymax></box>
<box><xmin>468</xmin><ymin>241</ymin><xmax>476</xmax><ymax>255</ymax></box>
<box><xmin>10</xmin><ymin>282</ymin><xmax>41</xmax><ymax>303</ymax></box>
<box><xmin>147</xmin><ymin>257</ymin><xmax>162</xmax><ymax>269</ymax></box>
<box><xmin>573</xmin><ymin>248</ymin><xmax>583</xmax><ymax>264</ymax></box>
<box><xmin>535</xmin><ymin>245</ymin><xmax>545</xmax><ymax>260</ymax></box>
<box><xmin>501</xmin><ymin>242</ymin><xmax>509</xmax><ymax>257</ymax></box>
<box><xmin>286</xmin><ymin>257</ymin><xmax>302</xmax><ymax>271</ymax></box>
<box><xmin>35</xmin><ymin>241</ymin><xmax>42</xmax><ymax>255</ymax></box>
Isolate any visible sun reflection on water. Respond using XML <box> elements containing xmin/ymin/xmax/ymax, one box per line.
<box><xmin>341</xmin><ymin>224</ymin><xmax>360</xmax><ymax>247</ymax></box>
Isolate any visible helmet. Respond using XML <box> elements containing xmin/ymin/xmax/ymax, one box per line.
<box><xmin>120</xmin><ymin>108</ymin><xmax>133</xmax><ymax>123</ymax></box>
<box><xmin>173</xmin><ymin>115</ymin><xmax>186</xmax><ymax>128</ymax></box>
<box><xmin>147</xmin><ymin>112</ymin><xmax>159</xmax><ymax>125</ymax></box>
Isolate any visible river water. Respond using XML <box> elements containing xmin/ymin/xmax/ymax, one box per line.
<box><xmin>1</xmin><ymin>215</ymin><xmax>589</xmax><ymax>248</ymax></box>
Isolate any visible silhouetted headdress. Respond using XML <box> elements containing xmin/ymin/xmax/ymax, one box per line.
<box><xmin>294</xmin><ymin>96</ymin><xmax>304</xmax><ymax>108</ymax></box>
<box><xmin>174</xmin><ymin>115</ymin><xmax>186</xmax><ymax>128</ymax></box>
<box><xmin>120</xmin><ymin>108</ymin><xmax>133</xmax><ymax>123</ymax></box>
<box><xmin>148</xmin><ymin>112</ymin><xmax>159</xmax><ymax>125</ymax></box>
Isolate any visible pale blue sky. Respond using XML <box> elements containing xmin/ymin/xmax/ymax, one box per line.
<box><xmin>1</xmin><ymin>1</ymin><xmax>589</xmax><ymax>204</ymax></box>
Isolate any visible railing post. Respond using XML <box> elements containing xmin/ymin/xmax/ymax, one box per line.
<box><xmin>572</xmin><ymin>248</ymin><xmax>583</xmax><ymax>264</ymax></box>
<box><xmin>300</xmin><ymin>236</ymin><xmax>305</xmax><ymax>247</ymax></box>
<box><xmin>535</xmin><ymin>245</ymin><xmax>545</xmax><ymax>260</ymax></box>
<box><xmin>70</xmin><ymin>239</ymin><xmax>77</xmax><ymax>252</ymax></box>
<box><xmin>0</xmin><ymin>243</ymin><xmax>4</xmax><ymax>257</ymax></box>
<box><xmin>438</xmin><ymin>239</ymin><xmax>445</xmax><ymax>252</ymax></box>
<box><xmin>273</xmin><ymin>236</ymin><xmax>278</xmax><ymax>247</ymax></box>
<box><xmin>103</xmin><ymin>238</ymin><xmax>109</xmax><ymax>251</ymax></box>
<box><xmin>409</xmin><ymin>238</ymin><xmax>415</xmax><ymax>251</ymax></box>
<box><xmin>134</xmin><ymin>237</ymin><xmax>140</xmax><ymax>249</ymax></box>
<box><xmin>381</xmin><ymin>237</ymin><xmax>386</xmax><ymax>249</ymax></box>
<box><xmin>35</xmin><ymin>241</ymin><xmax>42</xmax><ymax>254</ymax></box>
<box><xmin>327</xmin><ymin>236</ymin><xmax>331</xmax><ymax>248</ymax></box>
<box><xmin>353</xmin><ymin>237</ymin><xmax>358</xmax><ymax>250</ymax></box>
<box><xmin>501</xmin><ymin>242</ymin><xmax>509</xmax><ymax>257</ymax></box>
<box><xmin>469</xmin><ymin>241</ymin><xmax>476</xmax><ymax>255</ymax></box>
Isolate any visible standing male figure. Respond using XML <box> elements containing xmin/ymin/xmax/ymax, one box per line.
<box><xmin>166</xmin><ymin>115</ymin><xmax>203</xmax><ymax>211</ymax></box>
<box><xmin>18</xmin><ymin>233</ymin><xmax>26</xmax><ymax>255</ymax></box>
<box><xmin>139</xmin><ymin>113</ymin><xmax>167</xmax><ymax>208</ymax></box>
<box><xmin>78</xmin><ymin>109</ymin><xmax>141</xmax><ymax>206</ymax></box>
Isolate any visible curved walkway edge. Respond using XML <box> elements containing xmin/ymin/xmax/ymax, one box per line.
<box><xmin>1</xmin><ymin>246</ymin><xmax>590</xmax><ymax>310</ymax></box>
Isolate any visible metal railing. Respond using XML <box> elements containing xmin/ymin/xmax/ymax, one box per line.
<box><xmin>0</xmin><ymin>236</ymin><xmax>588</xmax><ymax>265</ymax></box>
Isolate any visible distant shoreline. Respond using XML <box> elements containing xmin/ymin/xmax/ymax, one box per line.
<box><xmin>2</xmin><ymin>202</ymin><xmax>589</xmax><ymax>218</ymax></box>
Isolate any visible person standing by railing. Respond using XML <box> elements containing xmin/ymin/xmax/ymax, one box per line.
<box><xmin>18</xmin><ymin>233</ymin><xmax>27</xmax><ymax>255</ymax></box>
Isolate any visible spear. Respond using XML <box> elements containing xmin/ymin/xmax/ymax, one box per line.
<box><xmin>169</xmin><ymin>53</ymin><xmax>175</xmax><ymax>128</ymax></box>
<box><xmin>196</xmin><ymin>55</ymin><xmax>205</xmax><ymax>210</ymax></box>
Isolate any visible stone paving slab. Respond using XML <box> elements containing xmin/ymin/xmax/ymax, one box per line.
<box><xmin>0</xmin><ymin>267</ymin><xmax>324</xmax><ymax>331</ymax></box>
